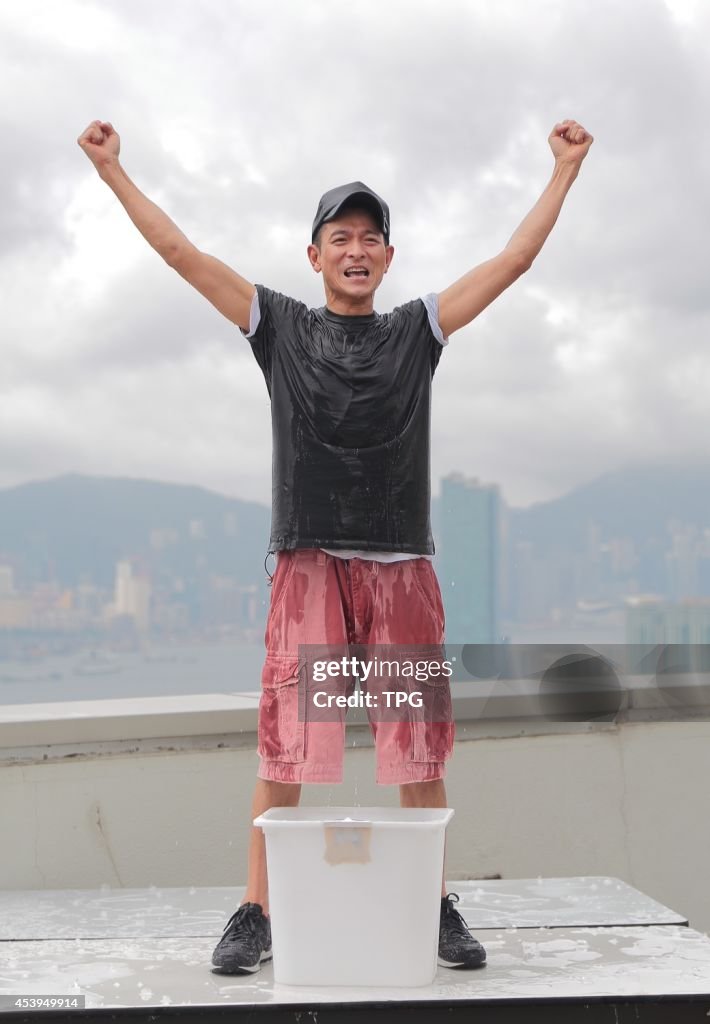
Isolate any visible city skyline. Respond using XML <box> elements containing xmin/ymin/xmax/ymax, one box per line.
<box><xmin>2</xmin><ymin>466</ymin><xmax>710</xmax><ymax>656</ymax></box>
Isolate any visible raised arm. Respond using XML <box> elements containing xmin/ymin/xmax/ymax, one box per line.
<box><xmin>77</xmin><ymin>120</ymin><xmax>255</xmax><ymax>332</ymax></box>
<box><xmin>437</xmin><ymin>119</ymin><xmax>594</xmax><ymax>338</ymax></box>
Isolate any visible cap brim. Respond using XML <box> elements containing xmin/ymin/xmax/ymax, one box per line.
<box><xmin>314</xmin><ymin>192</ymin><xmax>387</xmax><ymax>241</ymax></box>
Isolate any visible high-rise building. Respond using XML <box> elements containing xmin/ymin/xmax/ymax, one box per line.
<box><xmin>666</xmin><ymin>522</ymin><xmax>701</xmax><ymax>601</ymax></box>
<box><xmin>0</xmin><ymin>565</ymin><xmax>15</xmax><ymax>596</ymax></box>
<box><xmin>111</xmin><ymin>560</ymin><xmax>151</xmax><ymax>631</ymax></box>
<box><xmin>437</xmin><ymin>473</ymin><xmax>501</xmax><ymax>644</ymax></box>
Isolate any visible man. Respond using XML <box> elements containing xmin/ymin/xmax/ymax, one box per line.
<box><xmin>77</xmin><ymin>117</ymin><xmax>594</xmax><ymax>976</ymax></box>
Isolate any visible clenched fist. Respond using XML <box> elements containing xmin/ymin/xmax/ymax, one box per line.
<box><xmin>77</xmin><ymin>120</ymin><xmax>120</xmax><ymax>172</ymax></box>
<box><xmin>549</xmin><ymin>120</ymin><xmax>594</xmax><ymax>168</ymax></box>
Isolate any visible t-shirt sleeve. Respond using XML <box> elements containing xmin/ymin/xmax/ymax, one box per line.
<box><xmin>421</xmin><ymin>292</ymin><xmax>449</xmax><ymax>347</ymax></box>
<box><xmin>239</xmin><ymin>284</ymin><xmax>303</xmax><ymax>397</ymax></box>
<box><xmin>390</xmin><ymin>297</ymin><xmax>446</xmax><ymax>378</ymax></box>
<box><xmin>239</xmin><ymin>289</ymin><xmax>261</xmax><ymax>340</ymax></box>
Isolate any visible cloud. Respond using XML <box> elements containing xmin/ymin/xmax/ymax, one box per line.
<box><xmin>1</xmin><ymin>0</ymin><xmax>709</xmax><ymax>508</ymax></box>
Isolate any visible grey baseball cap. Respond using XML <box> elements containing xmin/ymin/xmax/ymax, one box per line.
<box><xmin>311</xmin><ymin>181</ymin><xmax>390</xmax><ymax>244</ymax></box>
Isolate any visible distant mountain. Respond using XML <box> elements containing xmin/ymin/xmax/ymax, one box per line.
<box><xmin>0</xmin><ymin>474</ymin><xmax>271</xmax><ymax>589</ymax></box>
<box><xmin>507</xmin><ymin>459</ymin><xmax>710</xmax><ymax>596</ymax></box>
<box><xmin>508</xmin><ymin>459</ymin><xmax>710</xmax><ymax>549</ymax></box>
<box><xmin>1</xmin><ymin>461</ymin><xmax>709</xmax><ymax>595</ymax></box>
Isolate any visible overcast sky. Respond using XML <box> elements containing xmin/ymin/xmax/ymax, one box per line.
<box><xmin>1</xmin><ymin>0</ymin><xmax>708</xmax><ymax>511</ymax></box>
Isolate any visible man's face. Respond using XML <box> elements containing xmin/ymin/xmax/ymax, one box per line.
<box><xmin>307</xmin><ymin>207</ymin><xmax>394</xmax><ymax>311</ymax></box>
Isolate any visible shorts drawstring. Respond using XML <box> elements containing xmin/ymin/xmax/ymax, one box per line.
<box><xmin>264</xmin><ymin>550</ymin><xmax>275</xmax><ymax>586</ymax></box>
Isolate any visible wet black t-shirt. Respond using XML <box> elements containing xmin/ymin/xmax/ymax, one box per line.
<box><xmin>246</xmin><ymin>284</ymin><xmax>443</xmax><ymax>554</ymax></box>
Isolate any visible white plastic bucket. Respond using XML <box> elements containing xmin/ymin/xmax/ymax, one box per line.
<box><xmin>253</xmin><ymin>806</ymin><xmax>454</xmax><ymax>987</ymax></box>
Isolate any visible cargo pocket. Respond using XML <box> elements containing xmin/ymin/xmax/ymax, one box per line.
<box><xmin>407</xmin><ymin>654</ymin><xmax>455</xmax><ymax>763</ymax></box>
<box><xmin>409</xmin><ymin>719</ymin><xmax>456</xmax><ymax>763</ymax></box>
<box><xmin>257</xmin><ymin>655</ymin><xmax>307</xmax><ymax>764</ymax></box>
<box><xmin>409</xmin><ymin>716</ymin><xmax>454</xmax><ymax>765</ymax></box>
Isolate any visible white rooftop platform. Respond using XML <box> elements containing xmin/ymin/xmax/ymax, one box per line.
<box><xmin>2</xmin><ymin>877</ymin><xmax>710</xmax><ymax>1022</ymax></box>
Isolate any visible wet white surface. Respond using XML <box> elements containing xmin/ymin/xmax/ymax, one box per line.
<box><xmin>0</xmin><ymin>886</ymin><xmax>239</xmax><ymax>941</ymax></box>
<box><xmin>0</xmin><ymin>876</ymin><xmax>686</xmax><ymax>941</ymax></box>
<box><xmin>452</xmin><ymin>875</ymin><xmax>689</xmax><ymax>928</ymax></box>
<box><xmin>2</xmin><ymin>926</ymin><xmax>710</xmax><ymax>1007</ymax></box>
<box><xmin>1</xmin><ymin>879</ymin><xmax>707</xmax><ymax>1010</ymax></box>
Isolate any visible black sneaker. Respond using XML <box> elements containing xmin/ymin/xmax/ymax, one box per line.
<box><xmin>211</xmin><ymin>902</ymin><xmax>272</xmax><ymax>974</ymax></box>
<box><xmin>438</xmin><ymin>893</ymin><xmax>487</xmax><ymax>969</ymax></box>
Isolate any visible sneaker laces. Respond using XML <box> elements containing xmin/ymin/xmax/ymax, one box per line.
<box><xmin>442</xmin><ymin>892</ymin><xmax>472</xmax><ymax>938</ymax></box>
<box><xmin>222</xmin><ymin>902</ymin><xmax>262</xmax><ymax>942</ymax></box>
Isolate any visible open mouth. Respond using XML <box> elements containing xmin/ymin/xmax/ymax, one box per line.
<box><xmin>344</xmin><ymin>267</ymin><xmax>369</xmax><ymax>279</ymax></box>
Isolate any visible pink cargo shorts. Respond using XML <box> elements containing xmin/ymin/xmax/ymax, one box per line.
<box><xmin>257</xmin><ymin>548</ymin><xmax>455</xmax><ymax>785</ymax></box>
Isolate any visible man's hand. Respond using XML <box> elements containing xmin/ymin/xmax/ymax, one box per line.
<box><xmin>548</xmin><ymin>119</ymin><xmax>594</xmax><ymax>168</ymax></box>
<box><xmin>75</xmin><ymin>120</ymin><xmax>254</xmax><ymax>329</ymax></box>
<box><xmin>77</xmin><ymin>120</ymin><xmax>120</xmax><ymax>173</ymax></box>
<box><xmin>438</xmin><ymin>119</ymin><xmax>594</xmax><ymax>336</ymax></box>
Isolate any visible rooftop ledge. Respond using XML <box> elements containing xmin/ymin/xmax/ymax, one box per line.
<box><xmin>1</xmin><ymin>672</ymin><xmax>709</xmax><ymax>764</ymax></box>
